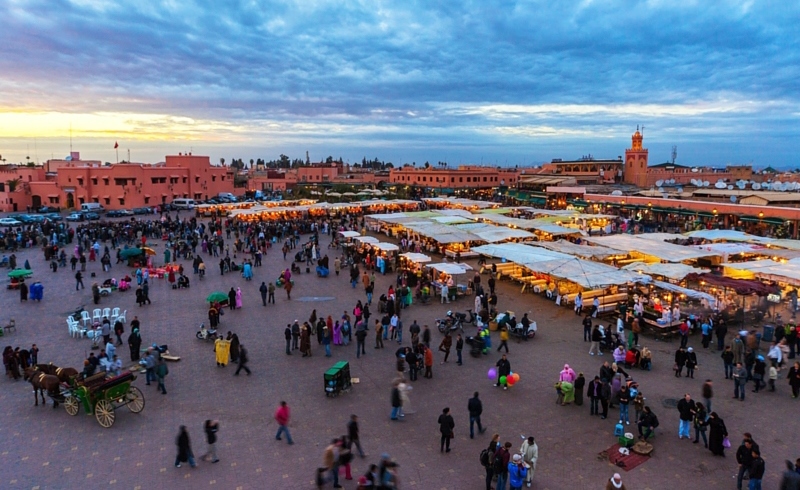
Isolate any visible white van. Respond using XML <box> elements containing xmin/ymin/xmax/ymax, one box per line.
<box><xmin>172</xmin><ymin>198</ymin><xmax>196</xmax><ymax>210</ymax></box>
<box><xmin>81</xmin><ymin>202</ymin><xmax>105</xmax><ymax>212</ymax></box>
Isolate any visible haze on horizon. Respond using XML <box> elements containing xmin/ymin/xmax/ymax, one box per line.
<box><xmin>0</xmin><ymin>1</ymin><xmax>798</xmax><ymax>169</ymax></box>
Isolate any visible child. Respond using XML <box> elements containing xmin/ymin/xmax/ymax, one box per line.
<box><xmin>633</xmin><ymin>391</ymin><xmax>646</xmax><ymax>423</ymax></box>
<box><xmin>554</xmin><ymin>381</ymin><xmax>564</xmax><ymax>405</ymax></box>
<box><xmin>769</xmin><ymin>364</ymin><xmax>778</xmax><ymax>392</ymax></box>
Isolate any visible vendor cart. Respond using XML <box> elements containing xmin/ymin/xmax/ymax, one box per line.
<box><xmin>324</xmin><ymin>361</ymin><xmax>352</xmax><ymax>397</ymax></box>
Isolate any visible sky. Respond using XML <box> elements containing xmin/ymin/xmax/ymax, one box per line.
<box><xmin>0</xmin><ymin>0</ymin><xmax>798</xmax><ymax>168</ymax></box>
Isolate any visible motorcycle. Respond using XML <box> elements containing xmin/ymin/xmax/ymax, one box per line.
<box><xmin>508</xmin><ymin>321</ymin><xmax>537</xmax><ymax>340</ymax></box>
<box><xmin>436</xmin><ymin>315</ymin><xmax>463</xmax><ymax>334</ymax></box>
<box><xmin>447</xmin><ymin>309</ymin><xmax>476</xmax><ymax>326</ymax></box>
<box><xmin>196</xmin><ymin>323</ymin><xmax>218</xmax><ymax>341</ymax></box>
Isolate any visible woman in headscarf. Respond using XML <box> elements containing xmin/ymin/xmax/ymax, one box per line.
<box><xmin>333</xmin><ymin>321</ymin><xmax>342</xmax><ymax>346</ymax></box>
<box><xmin>707</xmin><ymin>412</ymin><xmax>728</xmax><ymax>456</ymax></box>
<box><xmin>300</xmin><ymin>324</ymin><xmax>312</xmax><ymax>357</ymax></box>
<box><xmin>229</xmin><ymin>333</ymin><xmax>240</xmax><ymax>364</ymax></box>
<box><xmin>127</xmin><ymin>327</ymin><xmax>142</xmax><ymax>361</ymax></box>
<box><xmin>235</xmin><ymin>287</ymin><xmax>242</xmax><ymax>309</ymax></box>
<box><xmin>559</xmin><ymin>364</ymin><xmax>576</xmax><ymax>383</ymax></box>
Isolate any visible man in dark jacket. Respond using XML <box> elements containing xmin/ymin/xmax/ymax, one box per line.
<box><xmin>259</xmin><ymin>282</ymin><xmax>268</xmax><ymax>306</ymax></box>
<box><xmin>390</xmin><ymin>382</ymin><xmax>402</xmax><ymax>421</ymax></box>
<box><xmin>583</xmin><ymin>315</ymin><xmax>593</xmax><ymax>342</ymax></box>
<box><xmin>675</xmin><ymin>347</ymin><xmax>688</xmax><ymax>377</ymax></box>
<box><xmin>203</xmin><ymin>420</ymin><xmax>220</xmax><ymax>463</ymax></box>
<box><xmin>284</xmin><ymin>325</ymin><xmax>292</xmax><ymax>355</ymax></box>
<box><xmin>749</xmin><ymin>448</ymin><xmax>765</xmax><ymax>490</ymax></box>
<box><xmin>437</xmin><ymin>407</ymin><xmax>455</xmax><ymax>453</ymax></box>
<box><xmin>677</xmin><ymin>393</ymin><xmax>695</xmax><ymax>439</ymax></box>
<box><xmin>637</xmin><ymin>406</ymin><xmax>659</xmax><ymax>440</ymax></box>
<box><xmin>347</xmin><ymin>414</ymin><xmax>365</xmax><ymax>458</ymax></box>
<box><xmin>736</xmin><ymin>435</ymin><xmax>759</xmax><ymax>490</ymax></box>
<box><xmin>495</xmin><ymin>354</ymin><xmax>511</xmax><ymax>390</ymax></box>
<box><xmin>494</xmin><ymin>441</ymin><xmax>512</xmax><ymax>490</ymax></box>
<box><xmin>234</xmin><ymin>344</ymin><xmax>250</xmax><ymax>375</ymax></box>
<box><xmin>599</xmin><ymin>361</ymin><xmax>614</xmax><ymax>383</ymax></box>
<box><xmin>291</xmin><ymin>321</ymin><xmax>300</xmax><ymax>351</ymax></box>
<box><xmin>468</xmin><ymin>392</ymin><xmax>485</xmax><ymax>438</ymax></box>
<box><xmin>587</xmin><ymin>376</ymin><xmax>603</xmax><ymax>416</ymax></box>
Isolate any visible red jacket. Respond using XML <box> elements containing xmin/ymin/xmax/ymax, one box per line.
<box><xmin>275</xmin><ymin>405</ymin><xmax>290</xmax><ymax>426</ymax></box>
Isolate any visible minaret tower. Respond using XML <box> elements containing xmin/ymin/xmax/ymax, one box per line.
<box><xmin>623</xmin><ymin>126</ymin><xmax>649</xmax><ymax>187</ymax></box>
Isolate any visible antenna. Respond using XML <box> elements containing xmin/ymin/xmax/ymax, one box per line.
<box><xmin>671</xmin><ymin>145</ymin><xmax>677</xmax><ymax>164</ymax></box>
<box><xmin>641</xmin><ymin>125</ymin><xmax>645</xmax><ymax>135</ymax></box>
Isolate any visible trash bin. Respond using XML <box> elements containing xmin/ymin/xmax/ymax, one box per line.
<box><xmin>762</xmin><ymin>325</ymin><xmax>775</xmax><ymax>343</ymax></box>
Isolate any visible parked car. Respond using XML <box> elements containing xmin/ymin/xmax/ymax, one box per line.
<box><xmin>44</xmin><ymin>213</ymin><xmax>63</xmax><ymax>222</ymax></box>
<box><xmin>132</xmin><ymin>207</ymin><xmax>152</xmax><ymax>215</ymax></box>
<box><xmin>65</xmin><ymin>213</ymin><xmax>85</xmax><ymax>222</ymax></box>
<box><xmin>0</xmin><ymin>218</ymin><xmax>22</xmax><ymax>227</ymax></box>
<box><xmin>36</xmin><ymin>206</ymin><xmax>60</xmax><ymax>213</ymax></box>
<box><xmin>84</xmin><ymin>212</ymin><xmax>101</xmax><ymax>220</ymax></box>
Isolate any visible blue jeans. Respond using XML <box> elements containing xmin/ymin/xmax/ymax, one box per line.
<box><xmin>496</xmin><ymin>472</ymin><xmax>508</xmax><ymax>490</ymax></box>
<box><xmin>679</xmin><ymin>419</ymin><xmax>691</xmax><ymax>438</ymax></box>
<box><xmin>735</xmin><ymin>379</ymin><xmax>746</xmax><ymax>400</ymax></box>
<box><xmin>275</xmin><ymin>424</ymin><xmax>293</xmax><ymax>444</ymax></box>
<box><xmin>469</xmin><ymin>415</ymin><xmax>483</xmax><ymax>437</ymax></box>
<box><xmin>457</xmin><ymin>349</ymin><xmax>462</xmax><ymax>365</ymax></box>
<box><xmin>383</xmin><ymin>327</ymin><xmax>389</xmax><ymax>340</ymax></box>
<box><xmin>749</xmin><ymin>479</ymin><xmax>762</xmax><ymax>490</ymax></box>
<box><xmin>619</xmin><ymin>404</ymin><xmax>629</xmax><ymax>423</ymax></box>
<box><xmin>175</xmin><ymin>450</ymin><xmax>196</xmax><ymax>467</ymax></box>
<box><xmin>703</xmin><ymin>397</ymin><xmax>712</xmax><ymax>413</ymax></box>
<box><xmin>324</xmin><ymin>344</ymin><xmax>331</xmax><ymax>357</ymax></box>
<box><xmin>694</xmin><ymin>427</ymin><xmax>707</xmax><ymax>446</ymax></box>
<box><xmin>396</xmin><ymin>328</ymin><xmax>402</xmax><ymax>343</ymax></box>
<box><xmin>725</xmin><ymin>363</ymin><xmax>733</xmax><ymax>379</ymax></box>
<box><xmin>366</xmin><ymin>292</ymin><xmax>372</xmax><ymax>304</ymax></box>
<box><xmin>391</xmin><ymin>406</ymin><xmax>401</xmax><ymax>420</ymax></box>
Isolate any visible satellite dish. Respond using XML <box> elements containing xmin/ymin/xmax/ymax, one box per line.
<box><xmin>753</xmin><ymin>182</ymin><xmax>762</xmax><ymax>190</ymax></box>
<box><xmin>780</xmin><ymin>183</ymin><xmax>788</xmax><ymax>191</ymax></box>
<box><xmin>611</xmin><ymin>190</ymin><xmax>623</xmax><ymax>196</ymax></box>
<box><xmin>736</xmin><ymin>181</ymin><xmax>745</xmax><ymax>189</ymax></box>
<box><xmin>655</xmin><ymin>180</ymin><xmax>664</xmax><ymax>187</ymax></box>
<box><xmin>704</xmin><ymin>180</ymin><xmax>710</xmax><ymax>187</ymax></box>
<box><xmin>691</xmin><ymin>167</ymin><xmax>699</xmax><ymax>173</ymax></box>
<box><xmin>727</xmin><ymin>185</ymin><xmax>734</xmax><ymax>190</ymax></box>
<box><xmin>65</xmin><ymin>155</ymin><xmax>72</xmax><ymax>161</ymax></box>
<box><xmin>662</xmin><ymin>193</ymin><xmax>669</xmax><ymax>199</ymax></box>
<box><xmin>677</xmin><ymin>187</ymin><xmax>683</xmax><ymax>193</ymax></box>
<box><xmin>715</xmin><ymin>182</ymin><xmax>726</xmax><ymax>189</ymax></box>
<box><xmin>730</xmin><ymin>196</ymin><xmax>737</xmax><ymax>203</ymax></box>
<box><xmin>657</xmin><ymin>187</ymin><xmax>665</xmax><ymax>192</ymax></box>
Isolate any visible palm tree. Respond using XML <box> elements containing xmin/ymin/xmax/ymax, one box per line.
<box><xmin>220</xmin><ymin>158</ymin><xmax>225</xmax><ymax>166</ymax></box>
<box><xmin>6</xmin><ymin>178</ymin><xmax>22</xmax><ymax>192</ymax></box>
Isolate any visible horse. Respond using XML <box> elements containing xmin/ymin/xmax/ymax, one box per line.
<box><xmin>23</xmin><ymin>368</ymin><xmax>61</xmax><ymax>408</ymax></box>
<box><xmin>34</xmin><ymin>364</ymin><xmax>79</xmax><ymax>384</ymax></box>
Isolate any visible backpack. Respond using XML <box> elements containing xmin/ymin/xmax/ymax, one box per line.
<box><xmin>651</xmin><ymin>414</ymin><xmax>659</xmax><ymax>428</ymax></box>
<box><xmin>479</xmin><ymin>448</ymin><xmax>490</xmax><ymax>467</ymax></box>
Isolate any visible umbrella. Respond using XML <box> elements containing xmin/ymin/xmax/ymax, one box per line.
<box><xmin>142</xmin><ymin>247</ymin><xmax>156</xmax><ymax>256</ymax></box>
<box><xmin>119</xmin><ymin>247</ymin><xmax>144</xmax><ymax>259</ymax></box>
<box><xmin>7</xmin><ymin>268</ymin><xmax>33</xmax><ymax>279</ymax></box>
<box><xmin>206</xmin><ymin>291</ymin><xmax>228</xmax><ymax>303</ymax></box>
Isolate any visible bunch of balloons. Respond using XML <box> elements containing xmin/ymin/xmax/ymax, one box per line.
<box><xmin>488</xmin><ymin>369</ymin><xmax>521</xmax><ymax>387</ymax></box>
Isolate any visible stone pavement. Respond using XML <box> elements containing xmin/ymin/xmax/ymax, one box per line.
<box><xmin>1</xmin><ymin>227</ymin><xmax>798</xmax><ymax>490</ymax></box>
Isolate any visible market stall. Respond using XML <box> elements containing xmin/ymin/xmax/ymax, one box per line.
<box><xmin>426</xmin><ymin>262</ymin><xmax>473</xmax><ymax>300</ymax></box>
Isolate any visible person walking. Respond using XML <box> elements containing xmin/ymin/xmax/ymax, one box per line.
<box><xmin>589</xmin><ymin>324</ymin><xmax>603</xmax><ymax>356</ymax></box>
<box><xmin>736</xmin><ymin>435</ymin><xmax>759</xmax><ymax>490</ymax></box>
<box><xmin>156</xmin><ymin>357</ymin><xmax>169</xmax><ymax>394</ymax></box>
<box><xmin>203</xmin><ymin>420</ymin><xmax>220</xmax><ymax>463</ymax></box>
<box><xmin>284</xmin><ymin>325</ymin><xmax>292</xmax><ymax>355</ymax></box>
<box><xmin>748</xmin><ymin>448</ymin><xmax>765</xmax><ymax>490</ymax></box>
<box><xmin>291</xmin><ymin>321</ymin><xmax>300</xmax><ymax>351</ymax></box>
<box><xmin>604</xmin><ymin>473</ymin><xmax>626</xmax><ymax>490</ymax></box>
<box><xmin>468</xmin><ymin>392</ymin><xmax>485</xmax><ymax>439</ymax></box>
<box><xmin>588</xmin><ymin>376</ymin><xmax>602</xmax><ymax>416</ymax></box>
<box><xmin>439</xmin><ymin>332</ymin><xmax>452</xmax><ymax>363</ymax></box>
<box><xmin>390</xmin><ymin>380</ymin><xmax>403</xmax><ymax>421</ymax></box>
<box><xmin>347</xmin><ymin>414</ymin><xmax>365</xmax><ymax>458</ymax></box>
<box><xmin>234</xmin><ymin>344</ymin><xmax>251</xmax><ymax>375</ymax></box>
<box><xmin>355</xmin><ymin>325</ymin><xmax>367</xmax><ymax>358</ymax></box>
<box><xmin>268</xmin><ymin>282</ymin><xmax>275</xmax><ymax>304</ymax></box>
<box><xmin>175</xmin><ymin>426</ymin><xmax>197</xmax><ymax>468</ymax></box>
<box><xmin>423</xmin><ymin>345</ymin><xmax>434</xmax><ymax>379</ymax></box>
<box><xmin>708</xmin><ymin>412</ymin><xmax>728</xmax><ymax>457</ymax></box>
<box><xmin>722</xmin><ymin>345</ymin><xmax>735</xmax><ymax>379</ymax></box>
<box><xmin>456</xmin><ymin>334</ymin><xmax>463</xmax><ymax>365</ymax></box>
<box><xmin>437</xmin><ymin>407</ymin><xmax>455</xmax><ymax>453</ymax></box>
<box><xmin>692</xmin><ymin>402</ymin><xmax>709</xmax><ymax>448</ymax></box>
<box><xmin>274</xmin><ymin>401</ymin><xmax>293</xmax><ymax>444</ymax></box>
<box><xmin>520</xmin><ymin>436</ymin><xmax>538</xmax><ymax>488</ymax></box>
<box><xmin>75</xmin><ymin>271</ymin><xmax>84</xmax><ymax>290</ymax></box>
<box><xmin>702</xmin><ymin>379</ymin><xmax>714</xmax><ymax>412</ymax></box>
<box><xmin>259</xmin><ymin>282</ymin><xmax>268</xmax><ymax>306</ymax></box>
<box><xmin>375</xmin><ymin>320</ymin><xmax>384</xmax><ymax>349</ymax></box>
<box><xmin>497</xmin><ymin>327</ymin><xmax>509</xmax><ymax>353</ymax></box>
<box><xmin>583</xmin><ymin>314</ymin><xmax>593</xmax><ymax>341</ymax></box>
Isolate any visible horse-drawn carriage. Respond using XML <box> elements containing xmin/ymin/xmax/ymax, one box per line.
<box><xmin>62</xmin><ymin>370</ymin><xmax>145</xmax><ymax>428</ymax></box>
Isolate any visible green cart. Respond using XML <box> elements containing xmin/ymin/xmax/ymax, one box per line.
<box><xmin>63</xmin><ymin>371</ymin><xmax>145</xmax><ymax>428</ymax></box>
<box><xmin>324</xmin><ymin>361</ymin><xmax>352</xmax><ymax>397</ymax></box>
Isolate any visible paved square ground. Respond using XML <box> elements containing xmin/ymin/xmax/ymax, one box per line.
<box><xmin>1</xmin><ymin>224</ymin><xmax>798</xmax><ymax>489</ymax></box>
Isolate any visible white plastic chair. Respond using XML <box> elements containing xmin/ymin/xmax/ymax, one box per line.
<box><xmin>67</xmin><ymin>318</ymin><xmax>77</xmax><ymax>338</ymax></box>
<box><xmin>92</xmin><ymin>308</ymin><xmax>102</xmax><ymax>323</ymax></box>
<box><xmin>111</xmin><ymin>307</ymin><xmax>120</xmax><ymax>319</ymax></box>
<box><xmin>81</xmin><ymin>311</ymin><xmax>91</xmax><ymax>327</ymax></box>
<box><xmin>116</xmin><ymin>309</ymin><xmax>127</xmax><ymax>325</ymax></box>
<box><xmin>102</xmin><ymin>308</ymin><xmax>111</xmax><ymax>320</ymax></box>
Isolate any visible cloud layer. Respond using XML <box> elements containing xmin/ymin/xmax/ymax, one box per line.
<box><xmin>0</xmin><ymin>0</ymin><xmax>798</xmax><ymax>166</ymax></box>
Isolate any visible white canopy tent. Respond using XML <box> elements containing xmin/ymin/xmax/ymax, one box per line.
<box><xmin>472</xmin><ymin>243</ymin><xmax>573</xmax><ymax>265</ymax></box>
<box><xmin>723</xmin><ymin>260</ymin><xmax>800</xmax><ymax>286</ymax></box>
<box><xmin>454</xmin><ymin>223</ymin><xmax>534</xmax><ymax>243</ymax></box>
<box><xmin>521</xmin><ymin>257</ymin><xmax>647</xmax><ymax>289</ymax></box>
<box><xmin>373</xmin><ymin>242</ymin><xmax>399</xmax><ymax>251</ymax></box>
<box><xmin>685</xmin><ymin>229</ymin><xmax>773</xmax><ymax>243</ymax></box>
<box><xmin>537</xmin><ymin>239</ymin><xmax>624</xmax><ymax>259</ymax></box>
<box><xmin>339</xmin><ymin>230</ymin><xmax>361</xmax><ymax>238</ymax></box>
<box><xmin>427</xmin><ymin>262</ymin><xmax>474</xmax><ymax>275</ymax></box>
<box><xmin>651</xmin><ymin>280</ymin><xmax>717</xmax><ymax>306</ymax></box>
<box><xmin>622</xmin><ymin>261</ymin><xmax>703</xmax><ymax>281</ymax></box>
<box><xmin>353</xmin><ymin>235</ymin><xmax>380</xmax><ymax>244</ymax></box>
<box><xmin>400</xmin><ymin>252</ymin><xmax>431</xmax><ymax>263</ymax></box>
<box><xmin>586</xmin><ymin>235</ymin><xmax>719</xmax><ymax>263</ymax></box>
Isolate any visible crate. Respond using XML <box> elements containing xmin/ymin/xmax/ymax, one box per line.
<box><xmin>618</xmin><ymin>435</ymin><xmax>634</xmax><ymax>448</ymax></box>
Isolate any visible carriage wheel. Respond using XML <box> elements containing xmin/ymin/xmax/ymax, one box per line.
<box><xmin>126</xmin><ymin>386</ymin><xmax>145</xmax><ymax>413</ymax></box>
<box><xmin>64</xmin><ymin>395</ymin><xmax>79</xmax><ymax>416</ymax></box>
<box><xmin>95</xmin><ymin>399</ymin><xmax>115</xmax><ymax>428</ymax></box>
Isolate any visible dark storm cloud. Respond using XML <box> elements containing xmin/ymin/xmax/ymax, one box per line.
<box><xmin>0</xmin><ymin>0</ymin><xmax>798</xmax><ymax>165</ymax></box>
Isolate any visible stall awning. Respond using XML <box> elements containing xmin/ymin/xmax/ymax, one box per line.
<box><xmin>651</xmin><ymin>280</ymin><xmax>716</xmax><ymax>305</ymax></box>
<box><xmin>521</xmin><ymin>257</ymin><xmax>647</xmax><ymax>289</ymax></box>
<box><xmin>685</xmin><ymin>272</ymin><xmax>779</xmax><ymax>295</ymax></box>
<box><xmin>373</xmin><ymin>242</ymin><xmax>399</xmax><ymax>252</ymax></box>
<box><xmin>400</xmin><ymin>252</ymin><xmax>431</xmax><ymax>263</ymax></box>
<box><xmin>427</xmin><ymin>262</ymin><xmax>473</xmax><ymax>275</ymax></box>
<box><xmin>339</xmin><ymin>231</ymin><xmax>361</xmax><ymax>238</ymax></box>
<box><xmin>354</xmin><ymin>236</ymin><xmax>379</xmax><ymax>244</ymax></box>
<box><xmin>586</xmin><ymin>235</ymin><xmax>719</xmax><ymax>262</ymax></box>
<box><xmin>622</xmin><ymin>261</ymin><xmax>703</xmax><ymax>281</ymax></box>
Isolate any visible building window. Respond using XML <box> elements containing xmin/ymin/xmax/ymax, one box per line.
<box><xmin>459</xmin><ymin>177</ymin><xmax>463</xmax><ymax>183</ymax></box>
<box><xmin>170</xmin><ymin>177</ymin><xmax>178</xmax><ymax>184</ymax></box>
<box><xmin>91</xmin><ymin>178</ymin><xmax>98</xmax><ymax>185</ymax></box>
<box><xmin>144</xmin><ymin>197</ymin><xmax>150</xmax><ymax>205</ymax></box>
<box><xmin>49</xmin><ymin>196</ymin><xmax>59</xmax><ymax>204</ymax></box>
<box><xmin>466</xmin><ymin>177</ymin><xmax>470</xmax><ymax>182</ymax></box>
<box><xmin>195</xmin><ymin>177</ymin><xmax>200</xmax><ymax>183</ymax></box>
<box><xmin>451</xmin><ymin>177</ymin><xmax>454</xmax><ymax>183</ymax></box>
<box><xmin>182</xmin><ymin>177</ymin><xmax>187</xmax><ymax>184</ymax></box>
<box><xmin>77</xmin><ymin>179</ymin><xmax>84</xmax><ymax>186</ymax></box>
<box><xmin>212</xmin><ymin>176</ymin><xmax>216</xmax><ymax>182</ymax></box>
<box><xmin>483</xmin><ymin>177</ymin><xmax>487</xmax><ymax>182</ymax></box>
<box><xmin>104</xmin><ymin>198</ymin><xmax>110</xmax><ymax>205</ymax></box>
<box><xmin>119</xmin><ymin>198</ymin><xmax>125</xmax><ymax>206</ymax></box>
<box><xmin>194</xmin><ymin>193</ymin><xmax>202</xmax><ymax>200</ymax></box>
<box><xmin>114</xmin><ymin>178</ymin><xmax>127</xmax><ymax>186</ymax></box>
<box><xmin>78</xmin><ymin>197</ymin><xmax>85</xmax><ymax>204</ymax></box>
<box><xmin>103</xmin><ymin>178</ymin><xmax>109</xmax><ymax>185</ymax></box>
<box><xmin>92</xmin><ymin>197</ymin><xmax>99</xmax><ymax>203</ymax></box>
<box><xmin>0</xmin><ymin>183</ymin><xmax>4</xmax><ymax>192</ymax></box>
